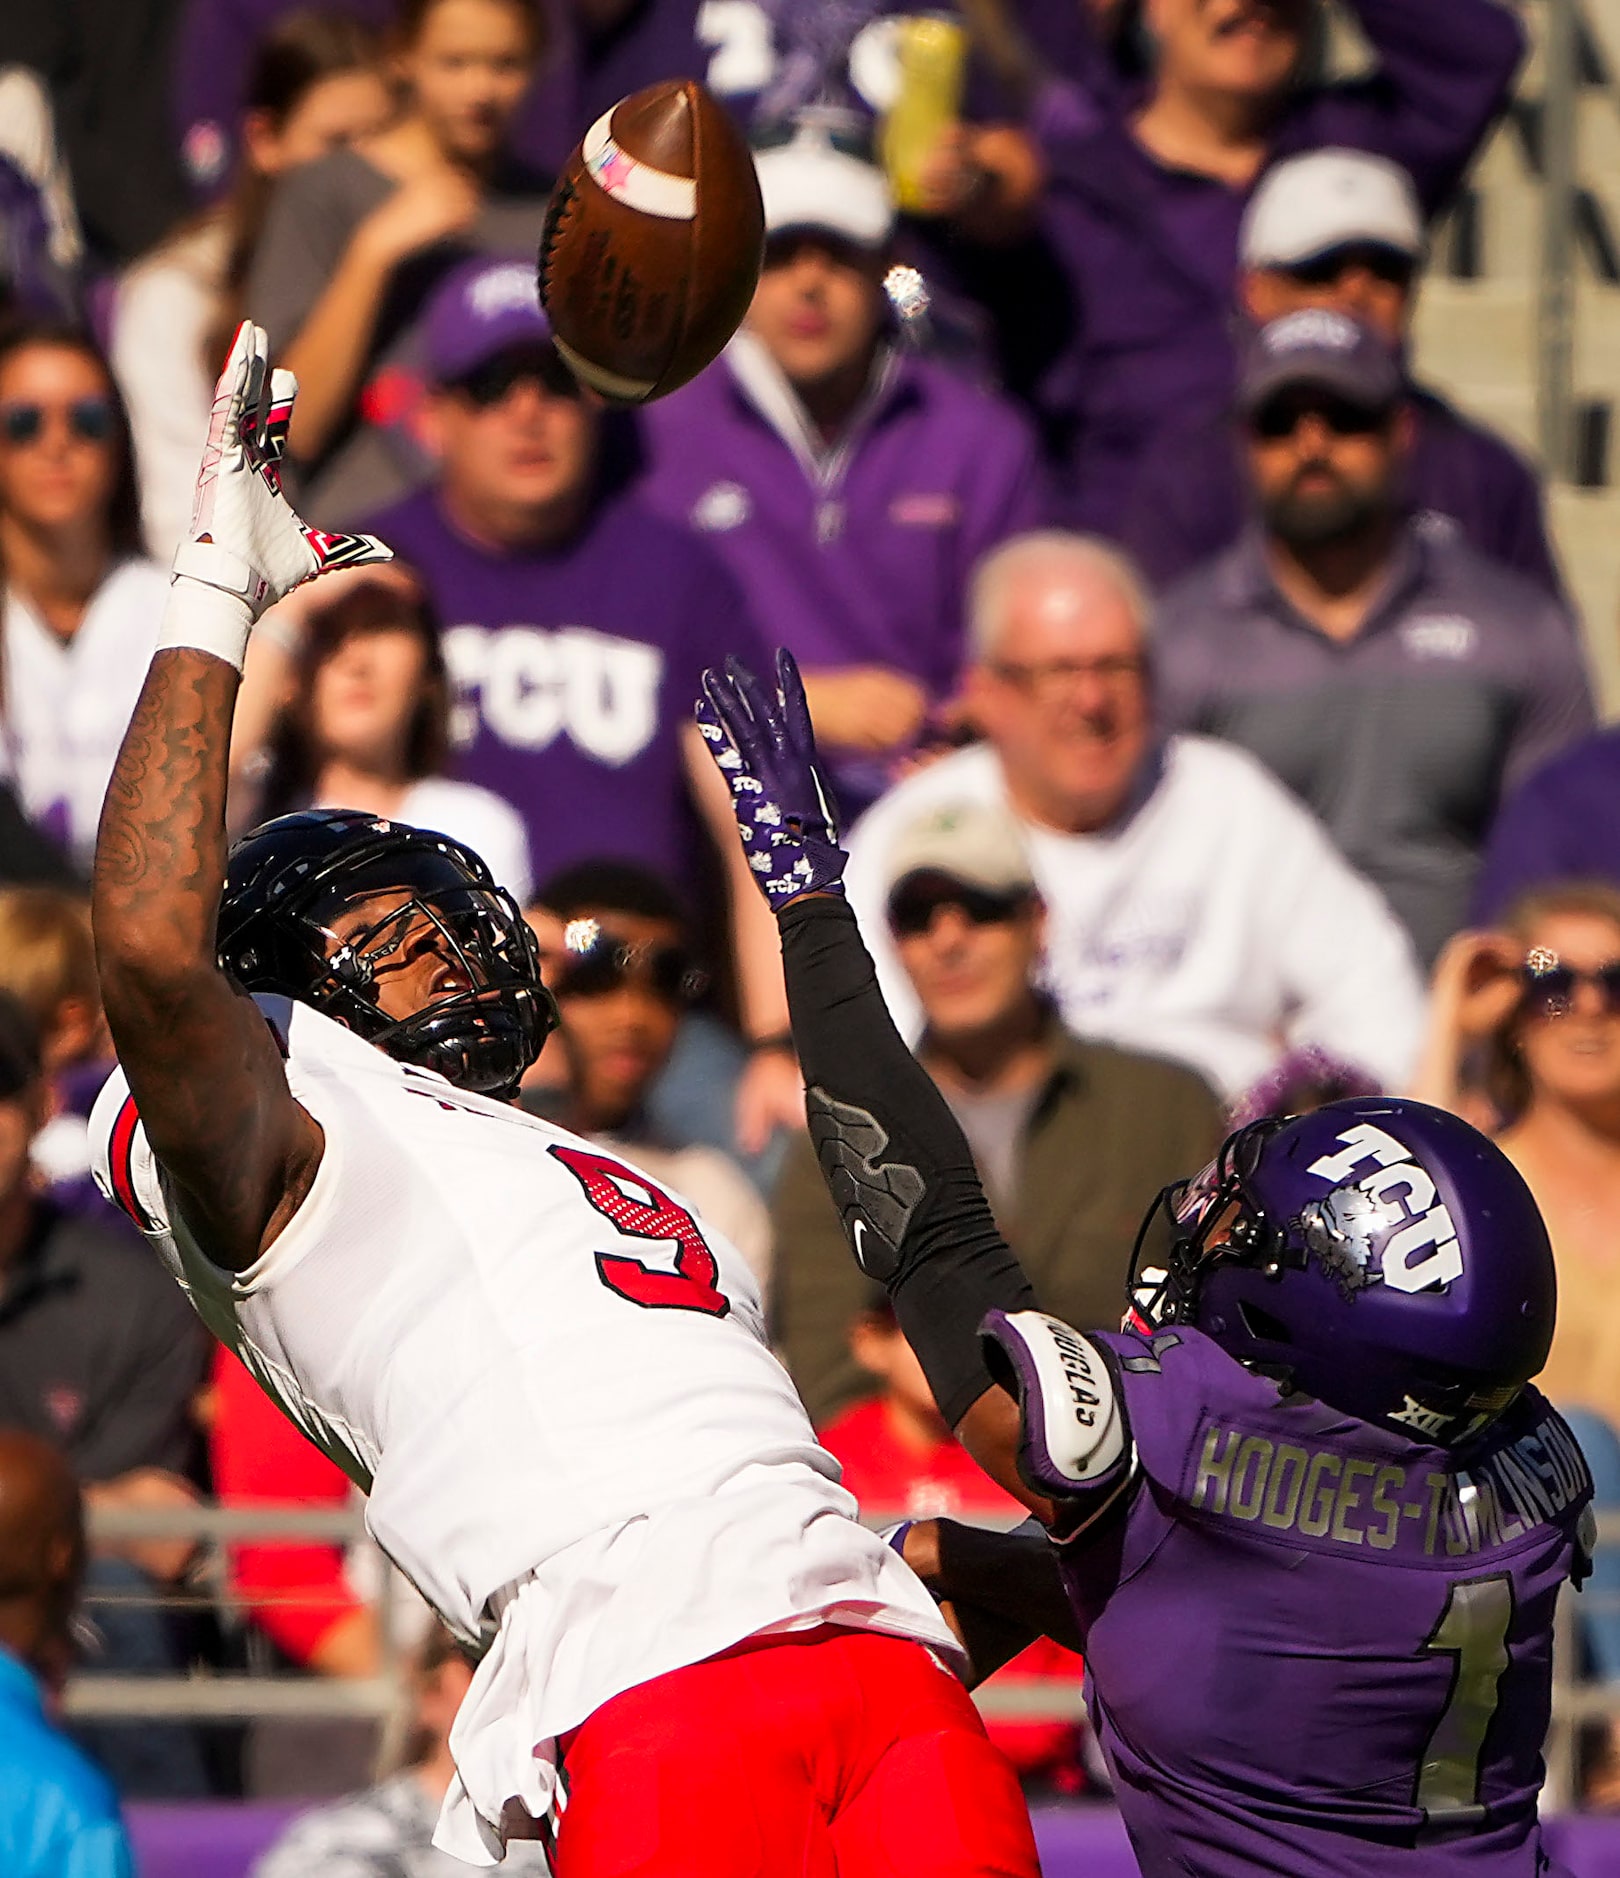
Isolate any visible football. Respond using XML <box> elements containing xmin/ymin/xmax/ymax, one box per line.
<box><xmin>537</xmin><ymin>79</ymin><xmax>765</xmax><ymax>404</ymax></box>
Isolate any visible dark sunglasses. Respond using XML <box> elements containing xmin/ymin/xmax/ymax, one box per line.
<box><xmin>453</xmin><ymin>349</ymin><xmax>581</xmax><ymax>408</ymax></box>
<box><xmin>554</xmin><ymin>927</ymin><xmax>708</xmax><ymax>1006</ymax></box>
<box><xmin>887</xmin><ymin>883</ymin><xmax>1033</xmax><ymax>939</ymax></box>
<box><xmin>751</xmin><ymin>119</ymin><xmax>874</xmax><ymax>164</ymax></box>
<box><xmin>1250</xmin><ymin>391</ymin><xmax>1393</xmax><ymax>442</ymax></box>
<box><xmin>1518</xmin><ymin>956</ymin><xmax>1620</xmax><ymax>1018</ymax></box>
<box><xmin>0</xmin><ymin>396</ymin><xmax>114</xmax><ymax>447</ymax></box>
<box><xmin>1285</xmin><ymin>244</ymin><xmax>1417</xmax><ymax>291</ymax></box>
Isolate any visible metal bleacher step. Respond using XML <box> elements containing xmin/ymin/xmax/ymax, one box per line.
<box><xmin>1410</xmin><ymin>282</ymin><xmax>1540</xmax><ymax>455</ymax></box>
<box><xmin>1548</xmin><ymin>486</ymin><xmax>1620</xmax><ymax>708</ymax></box>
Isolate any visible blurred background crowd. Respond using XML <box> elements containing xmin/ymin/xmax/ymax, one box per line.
<box><xmin>4</xmin><ymin>0</ymin><xmax>1620</xmax><ymax>1867</ymax></box>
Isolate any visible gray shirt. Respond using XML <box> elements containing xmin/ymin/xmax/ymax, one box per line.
<box><xmin>937</xmin><ymin>1077</ymin><xmax>1042</xmax><ymax>1224</ymax></box>
<box><xmin>246</xmin><ymin>147</ymin><xmax>551</xmax><ymax>525</ymax></box>
<box><xmin>1153</xmin><ymin>527</ymin><xmax>1595</xmax><ymax>965</ymax></box>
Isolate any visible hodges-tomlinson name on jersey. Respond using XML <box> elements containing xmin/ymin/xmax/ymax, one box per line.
<box><xmin>1189</xmin><ymin>1414</ymin><xmax>1588</xmax><ymax>1559</ymax></box>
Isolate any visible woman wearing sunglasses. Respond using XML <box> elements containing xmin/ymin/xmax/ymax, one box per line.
<box><xmin>1414</xmin><ymin>880</ymin><xmax>1620</xmax><ymax>1801</ymax></box>
<box><xmin>0</xmin><ymin>319</ymin><xmax>158</xmax><ymax>876</ymax></box>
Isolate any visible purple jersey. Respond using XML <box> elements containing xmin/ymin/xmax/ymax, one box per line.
<box><xmin>363</xmin><ymin>487</ymin><xmax>762</xmax><ymax>892</ymax></box>
<box><xmin>1062</xmin><ymin>1326</ymin><xmax>1591</xmax><ymax>1877</ymax></box>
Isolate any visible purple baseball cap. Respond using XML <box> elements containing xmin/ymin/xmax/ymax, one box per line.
<box><xmin>423</xmin><ymin>256</ymin><xmax>552</xmax><ymax>385</ymax></box>
<box><xmin>1239</xmin><ymin>309</ymin><xmax>1403</xmax><ymax>415</ymax></box>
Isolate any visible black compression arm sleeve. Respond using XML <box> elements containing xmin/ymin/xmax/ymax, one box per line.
<box><xmin>778</xmin><ymin>894</ymin><xmax>1037</xmax><ymax>1426</ymax></box>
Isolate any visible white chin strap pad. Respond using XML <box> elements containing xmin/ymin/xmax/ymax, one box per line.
<box><xmin>981</xmin><ymin>1310</ymin><xmax>1128</xmax><ymax>1500</ymax></box>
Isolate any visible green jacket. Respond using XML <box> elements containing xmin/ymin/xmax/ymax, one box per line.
<box><xmin>770</xmin><ymin>1023</ymin><xmax>1225</xmax><ymax>1426</ymax></box>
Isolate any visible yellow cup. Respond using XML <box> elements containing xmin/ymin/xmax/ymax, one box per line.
<box><xmin>880</xmin><ymin>13</ymin><xmax>969</xmax><ymax>215</ymax></box>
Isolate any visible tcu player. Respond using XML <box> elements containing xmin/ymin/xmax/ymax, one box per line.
<box><xmin>87</xmin><ymin>326</ymin><xmax>1041</xmax><ymax>1876</ymax></box>
<box><xmin>698</xmin><ymin>652</ymin><xmax>1596</xmax><ymax>1878</ymax></box>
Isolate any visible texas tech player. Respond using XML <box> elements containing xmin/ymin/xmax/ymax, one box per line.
<box><xmin>698</xmin><ymin>650</ymin><xmax>1595</xmax><ymax>1878</ymax></box>
<box><xmin>89</xmin><ymin>325</ymin><xmax>1040</xmax><ymax>1875</ymax></box>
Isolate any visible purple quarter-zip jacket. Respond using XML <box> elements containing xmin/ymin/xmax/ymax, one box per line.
<box><xmin>636</xmin><ymin>336</ymin><xmax>1047</xmax><ymax>808</ymax></box>
<box><xmin>1031</xmin><ymin>0</ymin><xmax>1526</xmax><ymax>536</ymax></box>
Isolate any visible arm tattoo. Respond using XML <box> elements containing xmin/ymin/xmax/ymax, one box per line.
<box><xmin>94</xmin><ymin>650</ymin><xmax>319</xmax><ymax>1268</ymax></box>
<box><xmin>97</xmin><ymin>653</ymin><xmax>228</xmax><ymax>914</ymax></box>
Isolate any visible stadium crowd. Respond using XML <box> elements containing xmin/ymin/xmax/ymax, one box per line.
<box><xmin>3</xmin><ymin>0</ymin><xmax>1620</xmax><ymax>1864</ymax></box>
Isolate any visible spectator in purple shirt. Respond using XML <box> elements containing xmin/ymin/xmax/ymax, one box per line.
<box><xmin>1154</xmin><ymin>310</ymin><xmax>1593</xmax><ymax>967</ymax></box>
<box><xmin>1121</xmin><ymin>148</ymin><xmax>1564</xmax><ymax>596</ymax></box>
<box><xmin>1471</xmin><ymin>728</ymin><xmax>1620</xmax><ymax>925</ymax></box>
<box><xmin>639</xmin><ymin>113</ymin><xmax>1047</xmax><ymax>816</ymax></box>
<box><xmin>957</xmin><ymin>0</ymin><xmax>1524</xmax><ymax>536</ymax></box>
<box><xmin>362</xmin><ymin>257</ymin><xmax>802</xmax><ymax>1148</ymax></box>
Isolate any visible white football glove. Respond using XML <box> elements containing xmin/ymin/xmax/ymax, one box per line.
<box><xmin>159</xmin><ymin>322</ymin><xmax>392</xmax><ymax>669</ymax></box>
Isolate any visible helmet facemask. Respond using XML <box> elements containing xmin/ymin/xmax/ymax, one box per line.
<box><xmin>1126</xmin><ymin>1118</ymin><xmax>1291</xmax><ymax>1337</ymax></box>
<box><xmin>313</xmin><ymin>870</ymin><xmax>553</xmax><ymax>1100</ymax></box>
<box><xmin>222</xmin><ymin>822</ymin><xmax>556</xmax><ymax>1101</ymax></box>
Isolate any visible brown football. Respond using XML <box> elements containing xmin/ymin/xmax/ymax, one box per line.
<box><xmin>537</xmin><ymin>79</ymin><xmax>764</xmax><ymax>404</ymax></box>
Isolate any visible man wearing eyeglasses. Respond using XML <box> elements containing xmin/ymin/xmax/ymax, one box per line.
<box><xmin>1121</xmin><ymin>150</ymin><xmax>1565</xmax><ymax>596</ymax></box>
<box><xmin>841</xmin><ymin>528</ymin><xmax>1427</xmax><ymax>1103</ymax></box>
<box><xmin>1152</xmin><ymin>308</ymin><xmax>1594</xmax><ymax>968</ymax></box>
<box><xmin>362</xmin><ymin>257</ymin><xmax>804</xmax><ymax>1150</ymax></box>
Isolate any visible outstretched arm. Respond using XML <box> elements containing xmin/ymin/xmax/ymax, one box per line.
<box><xmin>94</xmin><ymin>324</ymin><xmax>390</xmax><ymax>1270</ymax></box>
<box><xmin>696</xmin><ymin>655</ymin><xmax>1137</xmax><ymax>1536</ymax></box>
<box><xmin>771</xmin><ymin>888</ymin><xmax>1045</xmax><ymax>1506</ymax></box>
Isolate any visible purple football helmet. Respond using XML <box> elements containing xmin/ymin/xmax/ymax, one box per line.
<box><xmin>1128</xmin><ymin>1097</ymin><xmax>1556</xmax><ymax>1447</ymax></box>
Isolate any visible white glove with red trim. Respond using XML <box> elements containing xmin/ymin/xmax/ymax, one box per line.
<box><xmin>159</xmin><ymin>321</ymin><xmax>392</xmax><ymax>670</ymax></box>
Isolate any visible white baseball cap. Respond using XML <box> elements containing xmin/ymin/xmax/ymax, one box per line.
<box><xmin>753</xmin><ymin>119</ymin><xmax>896</xmax><ymax>251</ymax></box>
<box><xmin>1241</xmin><ymin>149</ymin><xmax>1423</xmax><ymax>271</ymax></box>
<box><xmin>884</xmin><ymin>801</ymin><xmax>1037</xmax><ymax>902</ymax></box>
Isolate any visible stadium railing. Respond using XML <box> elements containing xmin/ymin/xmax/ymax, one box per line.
<box><xmin>65</xmin><ymin>1500</ymin><xmax>1618</xmax><ymax>1804</ymax></box>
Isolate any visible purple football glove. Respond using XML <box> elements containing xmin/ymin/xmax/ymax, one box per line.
<box><xmin>695</xmin><ymin>650</ymin><xmax>847</xmax><ymax>910</ymax></box>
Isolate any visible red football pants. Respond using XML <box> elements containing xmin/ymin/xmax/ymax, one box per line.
<box><xmin>553</xmin><ymin>1626</ymin><xmax>1041</xmax><ymax>1878</ymax></box>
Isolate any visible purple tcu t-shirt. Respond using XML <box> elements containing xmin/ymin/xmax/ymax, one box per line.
<box><xmin>363</xmin><ymin>487</ymin><xmax>761</xmax><ymax>892</ymax></box>
<box><xmin>1061</xmin><ymin>1327</ymin><xmax>1591</xmax><ymax>1878</ymax></box>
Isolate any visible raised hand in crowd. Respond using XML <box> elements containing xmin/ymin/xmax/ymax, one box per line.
<box><xmin>344</xmin><ymin>164</ymin><xmax>484</xmax><ymax>284</ymax></box>
<box><xmin>801</xmin><ymin>667</ymin><xmax>932</xmax><ymax>759</ymax></box>
<box><xmin>908</xmin><ymin>122</ymin><xmax>1042</xmax><ymax>240</ymax></box>
<box><xmin>282</xmin><ymin>164</ymin><xmax>484</xmax><ymax>462</ymax></box>
<box><xmin>1408</xmin><ymin>927</ymin><xmax>1529</xmax><ymax>1122</ymax></box>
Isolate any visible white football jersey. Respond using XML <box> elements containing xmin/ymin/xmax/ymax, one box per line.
<box><xmin>90</xmin><ymin>996</ymin><xmax>957</xmax><ymax>1864</ymax></box>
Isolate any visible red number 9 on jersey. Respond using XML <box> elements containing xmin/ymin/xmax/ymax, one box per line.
<box><xmin>550</xmin><ymin>1144</ymin><xmax>730</xmax><ymax>1318</ymax></box>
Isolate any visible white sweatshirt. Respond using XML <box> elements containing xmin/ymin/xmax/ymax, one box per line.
<box><xmin>842</xmin><ymin>736</ymin><xmax>1427</xmax><ymax>1101</ymax></box>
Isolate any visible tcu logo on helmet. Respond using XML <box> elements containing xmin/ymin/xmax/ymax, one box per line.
<box><xmin>1301</xmin><ymin>1122</ymin><xmax>1464</xmax><ymax>1297</ymax></box>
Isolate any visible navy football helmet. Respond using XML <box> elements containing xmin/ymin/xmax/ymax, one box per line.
<box><xmin>1128</xmin><ymin>1097</ymin><xmax>1556</xmax><ymax>1448</ymax></box>
<box><xmin>218</xmin><ymin>809</ymin><xmax>556</xmax><ymax>1100</ymax></box>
